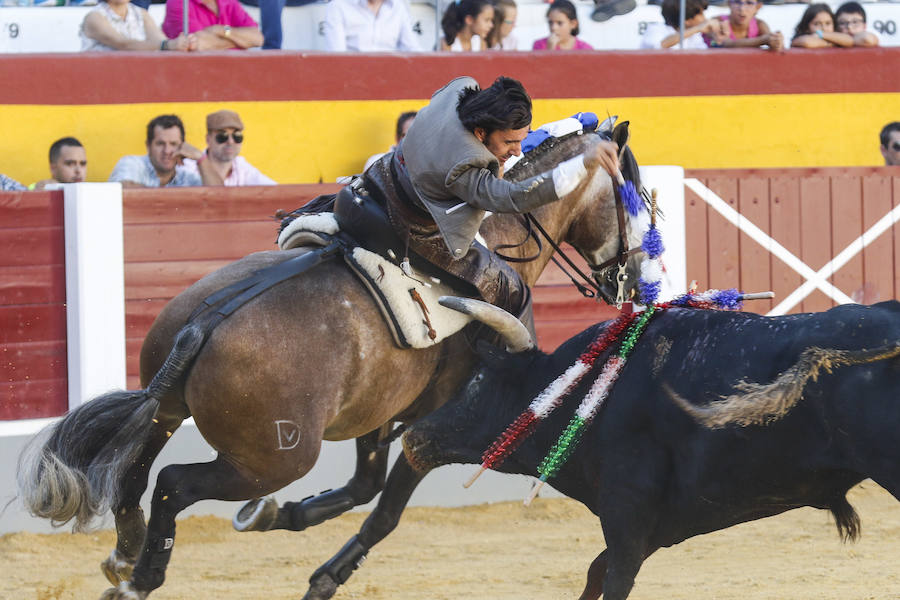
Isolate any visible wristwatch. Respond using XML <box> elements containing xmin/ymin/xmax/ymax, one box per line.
<box><xmin>224</xmin><ymin>25</ymin><xmax>232</xmax><ymax>38</ymax></box>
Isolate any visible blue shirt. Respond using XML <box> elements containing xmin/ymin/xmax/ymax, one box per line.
<box><xmin>109</xmin><ymin>155</ymin><xmax>202</xmax><ymax>187</ymax></box>
<box><xmin>1</xmin><ymin>174</ymin><xmax>26</xmax><ymax>191</ymax></box>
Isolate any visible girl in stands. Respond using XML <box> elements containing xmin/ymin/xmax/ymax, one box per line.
<box><xmin>791</xmin><ymin>3</ymin><xmax>854</xmax><ymax>48</ymax></box>
<box><xmin>703</xmin><ymin>0</ymin><xmax>783</xmax><ymax>51</ymax></box>
<box><xmin>533</xmin><ymin>0</ymin><xmax>593</xmax><ymax>50</ymax></box>
<box><xmin>487</xmin><ymin>0</ymin><xmax>519</xmax><ymax>50</ymax></box>
<box><xmin>440</xmin><ymin>0</ymin><xmax>495</xmax><ymax>51</ymax></box>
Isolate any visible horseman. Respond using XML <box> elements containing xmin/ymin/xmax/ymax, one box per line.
<box><xmin>362</xmin><ymin>75</ymin><xmax>622</xmax><ymax>324</ymax></box>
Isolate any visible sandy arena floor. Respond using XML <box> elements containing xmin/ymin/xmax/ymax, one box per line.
<box><xmin>2</xmin><ymin>482</ymin><xmax>898</xmax><ymax>600</ymax></box>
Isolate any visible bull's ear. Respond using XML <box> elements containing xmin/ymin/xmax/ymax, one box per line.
<box><xmin>611</xmin><ymin>120</ymin><xmax>630</xmax><ymax>153</ymax></box>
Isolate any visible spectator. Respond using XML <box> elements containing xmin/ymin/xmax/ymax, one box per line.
<box><xmin>703</xmin><ymin>0</ymin><xmax>783</xmax><ymax>51</ymax></box>
<box><xmin>881</xmin><ymin>122</ymin><xmax>900</xmax><ymax>167</ymax></box>
<box><xmin>364</xmin><ymin>110</ymin><xmax>416</xmax><ymax>172</ymax></box>
<box><xmin>440</xmin><ymin>0</ymin><xmax>494</xmax><ymax>51</ymax></box>
<box><xmin>591</xmin><ymin>0</ymin><xmax>636</xmax><ymax>24</ymax></box>
<box><xmin>81</xmin><ymin>0</ymin><xmax>193</xmax><ymax>51</ymax></box>
<box><xmin>32</xmin><ymin>137</ymin><xmax>88</xmax><ymax>190</ymax></box>
<box><xmin>1</xmin><ymin>174</ymin><xmax>26</xmax><ymax>191</ymax></box>
<box><xmin>533</xmin><ymin>0</ymin><xmax>593</xmax><ymax>50</ymax></box>
<box><xmin>239</xmin><ymin>0</ymin><xmax>316</xmax><ymax>49</ymax></box>
<box><xmin>323</xmin><ymin>0</ymin><xmax>420</xmax><ymax>52</ymax></box>
<box><xmin>640</xmin><ymin>0</ymin><xmax>721</xmax><ymax>49</ymax></box>
<box><xmin>162</xmin><ymin>0</ymin><xmax>263</xmax><ymax>50</ymax></box>
<box><xmin>486</xmin><ymin>0</ymin><xmax>518</xmax><ymax>50</ymax></box>
<box><xmin>835</xmin><ymin>1</ymin><xmax>879</xmax><ymax>47</ymax></box>
<box><xmin>181</xmin><ymin>110</ymin><xmax>276</xmax><ymax>186</ymax></box>
<box><xmin>791</xmin><ymin>4</ymin><xmax>853</xmax><ymax>48</ymax></box>
<box><xmin>109</xmin><ymin>114</ymin><xmax>214</xmax><ymax>188</ymax></box>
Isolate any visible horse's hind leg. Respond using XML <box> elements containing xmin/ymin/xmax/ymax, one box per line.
<box><xmin>234</xmin><ymin>424</ymin><xmax>392</xmax><ymax>532</ymax></box>
<box><xmin>304</xmin><ymin>454</ymin><xmax>428</xmax><ymax>600</ymax></box>
<box><xmin>101</xmin><ymin>456</ymin><xmax>261</xmax><ymax>600</ymax></box>
<box><xmin>101</xmin><ymin>414</ymin><xmax>186</xmax><ymax>586</ymax></box>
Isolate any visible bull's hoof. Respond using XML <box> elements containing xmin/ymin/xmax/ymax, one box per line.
<box><xmin>101</xmin><ymin>549</ymin><xmax>135</xmax><ymax>586</ymax></box>
<box><xmin>233</xmin><ymin>497</ymin><xmax>278</xmax><ymax>532</ymax></box>
<box><xmin>302</xmin><ymin>573</ymin><xmax>338</xmax><ymax>600</ymax></box>
<box><xmin>98</xmin><ymin>581</ymin><xmax>148</xmax><ymax>600</ymax></box>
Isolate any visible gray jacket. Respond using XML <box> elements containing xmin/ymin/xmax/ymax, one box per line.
<box><xmin>401</xmin><ymin>77</ymin><xmax>559</xmax><ymax>258</ymax></box>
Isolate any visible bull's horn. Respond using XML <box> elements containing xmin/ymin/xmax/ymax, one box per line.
<box><xmin>438</xmin><ymin>296</ymin><xmax>534</xmax><ymax>353</ymax></box>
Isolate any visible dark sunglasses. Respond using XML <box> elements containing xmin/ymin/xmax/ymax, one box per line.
<box><xmin>214</xmin><ymin>131</ymin><xmax>243</xmax><ymax>144</ymax></box>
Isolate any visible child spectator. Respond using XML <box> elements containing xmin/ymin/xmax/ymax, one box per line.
<box><xmin>487</xmin><ymin>0</ymin><xmax>518</xmax><ymax>50</ymax></box>
<box><xmin>834</xmin><ymin>1</ymin><xmax>879</xmax><ymax>47</ymax></box>
<box><xmin>81</xmin><ymin>0</ymin><xmax>193</xmax><ymax>51</ymax></box>
<box><xmin>440</xmin><ymin>0</ymin><xmax>494</xmax><ymax>51</ymax></box>
<box><xmin>162</xmin><ymin>0</ymin><xmax>263</xmax><ymax>50</ymax></box>
<box><xmin>533</xmin><ymin>0</ymin><xmax>593</xmax><ymax>50</ymax></box>
<box><xmin>704</xmin><ymin>0</ymin><xmax>783</xmax><ymax>51</ymax></box>
<box><xmin>640</xmin><ymin>0</ymin><xmax>721</xmax><ymax>49</ymax></box>
<box><xmin>791</xmin><ymin>4</ymin><xmax>853</xmax><ymax>48</ymax></box>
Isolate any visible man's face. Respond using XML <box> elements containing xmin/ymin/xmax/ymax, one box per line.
<box><xmin>836</xmin><ymin>12</ymin><xmax>865</xmax><ymax>35</ymax></box>
<box><xmin>147</xmin><ymin>126</ymin><xmax>184</xmax><ymax>174</ymax></box>
<box><xmin>475</xmin><ymin>126</ymin><xmax>530</xmax><ymax>163</ymax></box>
<box><xmin>882</xmin><ymin>130</ymin><xmax>900</xmax><ymax>166</ymax></box>
<box><xmin>206</xmin><ymin>128</ymin><xmax>243</xmax><ymax>163</ymax></box>
<box><xmin>50</xmin><ymin>145</ymin><xmax>87</xmax><ymax>183</ymax></box>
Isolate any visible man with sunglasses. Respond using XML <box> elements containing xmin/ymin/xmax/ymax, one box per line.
<box><xmin>182</xmin><ymin>110</ymin><xmax>276</xmax><ymax>186</ymax></box>
<box><xmin>881</xmin><ymin>122</ymin><xmax>900</xmax><ymax>167</ymax></box>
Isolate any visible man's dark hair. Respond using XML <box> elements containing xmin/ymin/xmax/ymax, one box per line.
<box><xmin>835</xmin><ymin>1</ymin><xmax>866</xmax><ymax>22</ymax></box>
<box><xmin>661</xmin><ymin>0</ymin><xmax>708</xmax><ymax>28</ymax></box>
<box><xmin>48</xmin><ymin>137</ymin><xmax>83</xmax><ymax>163</ymax></box>
<box><xmin>881</xmin><ymin>122</ymin><xmax>900</xmax><ymax>147</ymax></box>
<box><xmin>396</xmin><ymin>111</ymin><xmax>417</xmax><ymax>140</ymax></box>
<box><xmin>456</xmin><ymin>77</ymin><xmax>532</xmax><ymax>136</ymax></box>
<box><xmin>146</xmin><ymin>114</ymin><xmax>186</xmax><ymax>145</ymax></box>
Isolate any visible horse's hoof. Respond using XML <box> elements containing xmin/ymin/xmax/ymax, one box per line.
<box><xmin>233</xmin><ymin>496</ymin><xmax>279</xmax><ymax>532</ymax></box>
<box><xmin>98</xmin><ymin>581</ymin><xmax>147</xmax><ymax>600</ymax></box>
<box><xmin>302</xmin><ymin>573</ymin><xmax>338</xmax><ymax>600</ymax></box>
<box><xmin>101</xmin><ymin>549</ymin><xmax>135</xmax><ymax>586</ymax></box>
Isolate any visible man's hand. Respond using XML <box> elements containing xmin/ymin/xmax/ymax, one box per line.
<box><xmin>176</xmin><ymin>142</ymin><xmax>204</xmax><ymax>164</ymax></box>
<box><xmin>583</xmin><ymin>139</ymin><xmax>620</xmax><ymax>179</ymax></box>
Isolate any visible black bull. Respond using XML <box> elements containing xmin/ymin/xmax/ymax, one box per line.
<box><xmin>318</xmin><ymin>301</ymin><xmax>900</xmax><ymax>600</ymax></box>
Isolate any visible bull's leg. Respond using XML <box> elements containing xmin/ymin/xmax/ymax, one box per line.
<box><xmin>101</xmin><ymin>414</ymin><xmax>185</xmax><ymax>587</ymax></box>
<box><xmin>303</xmin><ymin>454</ymin><xmax>428</xmax><ymax>600</ymax></box>
<box><xmin>234</xmin><ymin>424</ymin><xmax>393</xmax><ymax>533</ymax></box>
<box><xmin>578</xmin><ymin>549</ymin><xmax>608</xmax><ymax>600</ymax></box>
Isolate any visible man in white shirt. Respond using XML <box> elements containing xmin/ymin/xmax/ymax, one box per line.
<box><xmin>323</xmin><ymin>0</ymin><xmax>420</xmax><ymax>52</ymax></box>
<box><xmin>182</xmin><ymin>110</ymin><xmax>276</xmax><ymax>186</ymax></box>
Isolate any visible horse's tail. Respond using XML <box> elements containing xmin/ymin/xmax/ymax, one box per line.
<box><xmin>17</xmin><ymin>324</ymin><xmax>206</xmax><ymax>531</ymax></box>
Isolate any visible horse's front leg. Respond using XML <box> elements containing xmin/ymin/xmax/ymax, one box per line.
<box><xmin>304</xmin><ymin>453</ymin><xmax>428</xmax><ymax>600</ymax></box>
<box><xmin>233</xmin><ymin>424</ymin><xmax>393</xmax><ymax>532</ymax></box>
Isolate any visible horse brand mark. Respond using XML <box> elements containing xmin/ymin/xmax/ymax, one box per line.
<box><xmin>275</xmin><ymin>420</ymin><xmax>301</xmax><ymax>450</ymax></box>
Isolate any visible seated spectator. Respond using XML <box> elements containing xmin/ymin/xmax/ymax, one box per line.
<box><xmin>703</xmin><ymin>0</ymin><xmax>783</xmax><ymax>51</ymax></box>
<box><xmin>240</xmin><ymin>0</ymin><xmax>316</xmax><ymax>49</ymax></box>
<box><xmin>640</xmin><ymin>0</ymin><xmax>721</xmax><ymax>49</ymax></box>
<box><xmin>835</xmin><ymin>1</ymin><xmax>879</xmax><ymax>47</ymax></box>
<box><xmin>181</xmin><ymin>110</ymin><xmax>276</xmax><ymax>186</ymax></box>
<box><xmin>1</xmin><ymin>174</ymin><xmax>26</xmax><ymax>191</ymax></box>
<box><xmin>162</xmin><ymin>0</ymin><xmax>263</xmax><ymax>50</ymax></box>
<box><xmin>81</xmin><ymin>0</ymin><xmax>193</xmax><ymax>51</ymax></box>
<box><xmin>32</xmin><ymin>137</ymin><xmax>88</xmax><ymax>190</ymax></box>
<box><xmin>533</xmin><ymin>0</ymin><xmax>593</xmax><ymax>50</ymax></box>
<box><xmin>439</xmin><ymin>0</ymin><xmax>494</xmax><ymax>51</ymax></box>
<box><xmin>363</xmin><ymin>110</ymin><xmax>416</xmax><ymax>172</ymax></box>
<box><xmin>881</xmin><ymin>122</ymin><xmax>900</xmax><ymax>167</ymax></box>
<box><xmin>323</xmin><ymin>0</ymin><xmax>420</xmax><ymax>51</ymax></box>
<box><xmin>486</xmin><ymin>0</ymin><xmax>518</xmax><ymax>50</ymax></box>
<box><xmin>791</xmin><ymin>4</ymin><xmax>853</xmax><ymax>48</ymax></box>
<box><xmin>109</xmin><ymin>114</ymin><xmax>214</xmax><ymax>188</ymax></box>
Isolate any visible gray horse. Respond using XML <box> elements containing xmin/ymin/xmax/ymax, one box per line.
<box><xmin>18</xmin><ymin>125</ymin><xmax>647</xmax><ymax>600</ymax></box>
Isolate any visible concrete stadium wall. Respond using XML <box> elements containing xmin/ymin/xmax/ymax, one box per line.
<box><xmin>1</xmin><ymin>50</ymin><xmax>898</xmax><ymax>187</ymax></box>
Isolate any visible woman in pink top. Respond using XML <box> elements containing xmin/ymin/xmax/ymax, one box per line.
<box><xmin>533</xmin><ymin>0</ymin><xmax>593</xmax><ymax>50</ymax></box>
<box><xmin>703</xmin><ymin>0</ymin><xmax>783</xmax><ymax>51</ymax></box>
<box><xmin>162</xmin><ymin>0</ymin><xmax>264</xmax><ymax>50</ymax></box>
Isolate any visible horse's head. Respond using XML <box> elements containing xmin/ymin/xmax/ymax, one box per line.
<box><xmin>562</xmin><ymin>122</ymin><xmax>649</xmax><ymax>306</ymax></box>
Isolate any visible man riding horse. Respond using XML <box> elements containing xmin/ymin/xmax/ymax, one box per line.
<box><xmin>361</xmin><ymin>75</ymin><xmax>621</xmax><ymax>322</ymax></box>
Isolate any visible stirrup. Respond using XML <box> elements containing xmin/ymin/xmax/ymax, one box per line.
<box><xmin>233</xmin><ymin>497</ymin><xmax>279</xmax><ymax>532</ymax></box>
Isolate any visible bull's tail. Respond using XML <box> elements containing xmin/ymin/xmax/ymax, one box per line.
<box><xmin>668</xmin><ymin>343</ymin><xmax>900</xmax><ymax>429</ymax></box>
<box><xmin>16</xmin><ymin>324</ymin><xmax>206</xmax><ymax>531</ymax></box>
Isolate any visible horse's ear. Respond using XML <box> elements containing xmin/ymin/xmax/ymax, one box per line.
<box><xmin>611</xmin><ymin>120</ymin><xmax>630</xmax><ymax>152</ymax></box>
<box><xmin>597</xmin><ymin>115</ymin><xmax>618</xmax><ymax>135</ymax></box>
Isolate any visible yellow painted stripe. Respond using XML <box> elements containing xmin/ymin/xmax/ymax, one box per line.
<box><xmin>3</xmin><ymin>93</ymin><xmax>896</xmax><ymax>186</ymax></box>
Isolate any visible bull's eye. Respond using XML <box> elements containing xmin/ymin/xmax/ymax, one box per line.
<box><xmin>473</xmin><ymin>373</ymin><xmax>485</xmax><ymax>383</ymax></box>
